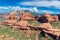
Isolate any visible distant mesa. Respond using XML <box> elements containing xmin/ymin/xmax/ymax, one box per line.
<box><xmin>38</xmin><ymin>13</ymin><xmax>59</xmax><ymax>23</ymax></box>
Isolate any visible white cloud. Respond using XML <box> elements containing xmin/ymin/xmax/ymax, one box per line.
<box><xmin>11</xmin><ymin>6</ymin><xmax>21</xmax><ymax>10</ymax></box>
<box><xmin>19</xmin><ymin>7</ymin><xmax>39</xmax><ymax>13</ymax></box>
<box><xmin>0</xmin><ymin>6</ymin><xmax>21</xmax><ymax>13</ymax></box>
<box><xmin>33</xmin><ymin>7</ymin><xmax>39</xmax><ymax>12</ymax></box>
<box><xmin>0</xmin><ymin>6</ymin><xmax>9</xmax><ymax>9</ymax></box>
<box><xmin>20</xmin><ymin>1</ymin><xmax>60</xmax><ymax>8</ymax></box>
<box><xmin>0</xmin><ymin>6</ymin><xmax>59</xmax><ymax>14</ymax></box>
<box><xmin>40</xmin><ymin>10</ymin><xmax>55</xmax><ymax>14</ymax></box>
<box><xmin>0</xmin><ymin>6</ymin><xmax>21</xmax><ymax>10</ymax></box>
<box><xmin>0</xmin><ymin>6</ymin><xmax>39</xmax><ymax>13</ymax></box>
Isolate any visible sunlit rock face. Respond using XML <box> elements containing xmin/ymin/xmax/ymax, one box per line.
<box><xmin>2</xmin><ymin>20</ymin><xmax>17</xmax><ymax>26</ymax></box>
<box><xmin>38</xmin><ymin>14</ymin><xmax>59</xmax><ymax>23</ymax></box>
<box><xmin>2</xmin><ymin>11</ymin><xmax>17</xmax><ymax>26</ymax></box>
<box><xmin>8</xmin><ymin>12</ymin><xmax>16</xmax><ymax>20</ymax></box>
<box><xmin>13</xmin><ymin>20</ymin><xmax>30</xmax><ymax>29</ymax></box>
<box><xmin>39</xmin><ymin>23</ymin><xmax>52</xmax><ymax>29</ymax></box>
<box><xmin>20</xmin><ymin>13</ymin><xmax>35</xmax><ymax>20</ymax></box>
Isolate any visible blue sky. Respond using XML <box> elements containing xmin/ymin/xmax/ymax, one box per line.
<box><xmin>0</xmin><ymin>0</ymin><xmax>60</xmax><ymax>14</ymax></box>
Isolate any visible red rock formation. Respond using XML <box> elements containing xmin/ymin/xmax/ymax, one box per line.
<box><xmin>13</xmin><ymin>20</ymin><xmax>33</xmax><ymax>38</ymax></box>
<box><xmin>34</xmin><ymin>15</ymin><xmax>39</xmax><ymax>21</ymax></box>
<box><xmin>13</xmin><ymin>20</ymin><xmax>33</xmax><ymax>29</ymax></box>
<box><xmin>8</xmin><ymin>13</ymin><xmax>16</xmax><ymax>20</ymax></box>
<box><xmin>38</xmin><ymin>14</ymin><xmax>59</xmax><ymax>23</ymax></box>
<box><xmin>43</xmin><ymin>29</ymin><xmax>60</xmax><ymax>38</ymax></box>
<box><xmin>39</xmin><ymin>23</ymin><xmax>52</xmax><ymax>29</ymax></box>
<box><xmin>2</xmin><ymin>11</ymin><xmax>17</xmax><ymax>26</ymax></box>
<box><xmin>3</xmin><ymin>20</ymin><xmax>17</xmax><ymax>26</ymax></box>
<box><xmin>38</xmin><ymin>23</ymin><xmax>60</xmax><ymax>40</ymax></box>
<box><xmin>20</xmin><ymin>13</ymin><xmax>35</xmax><ymax>20</ymax></box>
<box><xmin>43</xmin><ymin>14</ymin><xmax>53</xmax><ymax>22</ymax></box>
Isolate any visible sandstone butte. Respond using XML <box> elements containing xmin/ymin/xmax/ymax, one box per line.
<box><xmin>20</xmin><ymin>13</ymin><xmax>35</xmax><ymax>20</ymax></box>
<box><xmin>42</xmin><ymin>13</ymin><xmax>59</xmax><ymax>22</ymax></box>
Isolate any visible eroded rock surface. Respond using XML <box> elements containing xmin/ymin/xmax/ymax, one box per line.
<box><xmin>38</xmin><ymin>14</ymin><xmax>59</xmax><ymax>23</ymax></box>
<box><xmin>2</xmin><ymin>20</ymin><xmax>17</xmax><ymax>26</ymax></box>
<box><xmin>13</xmin><ymin>20</ymin><xmax>33</xmax><ymax>29</ymax></box>
<box><xmin>39</xmin><ymin>23</ymin><xmax>52</xmax><ymax>29</ymax></box>
<box><xmin>20</xmin><ymin>13</ymin><xmax>35</xmax><ymax>20</ymax></box>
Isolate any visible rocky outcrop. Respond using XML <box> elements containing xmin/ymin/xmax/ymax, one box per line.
<box><xmin>53</xmin><ymin>15</ymin><xmax>58</xmax><ymax>22</ymax></box>
<box><xmin>42</xmin><ymin>28</ymin><xmax>60</xmax><ymax>40</ymax></box>
<box><xmin>1</xmin><ymin>11</ymin><xmax>17</xmax><ymax>26</ymax></box>
<box><xmin>2</xmin><ymin>20</ymin><xmax>17</xmax><ymax>26</ymax></box>
<box><xmin>20</xmin><ymin>13</ymin><xmax>35</xmax><ymax>20</ymax></box>
<box><xmin>38</xmin><ymin>23</ymin><xmax>60</xmax><ymax>40</ymax></box>
<box><xmin>38</xmin><ymin>14</ymin><xmax>59</xmax><ymax>23</ymax></box>
<box><xmin>34</xmin><ymin>15</ymin><xmax>39</xmax><ymax>21</ymax></box>
<box><xmin>38</xmin><ymin>23</ymin><xmax>52</xmax><ymax>29</ymax></box>
<box><xmin>13</xmin><ymin>20</ymin><xmax>34</xmax><ymax>38</ymax></box>
<box><xmin>13</xmin><ymin>20</ymin><xmax>33</xmax><ymax>29</ymax></box>
<box><xmin>8</xmin><ymin>12</ymin><xmax>16</xmax><ymax>20</ymax></box>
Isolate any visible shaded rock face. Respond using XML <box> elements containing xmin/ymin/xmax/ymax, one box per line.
<box><xmin>57</xmin><ymin>14</ymin><xmax>60</xmax><ymax>21</ymax></box>
<box><xmin>20</xmin><ymin>13</ymin><xmax>35</xmax><ymax>20</ymax></box>
<box><xmin>34</xmin><ymin>15</ymin><xmax>39</xmax><ymax>21</ymax></box>
<box><xmin>38</xmin><ymin>16</ymin><xmax>48</xmax><ymax>23</ymax></box>
<box><xmin>38</xmin><ymin>14</ymin><xmax>59</xmax><ymax>23</ymax></box>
